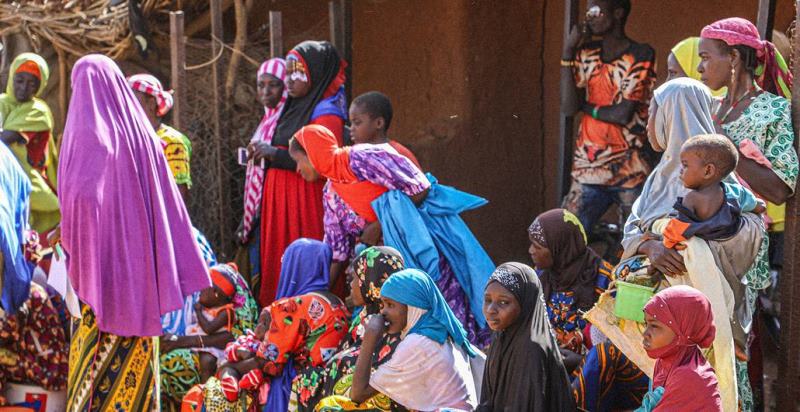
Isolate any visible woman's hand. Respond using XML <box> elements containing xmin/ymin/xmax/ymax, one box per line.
<box><xmin>359</xmin><ymin>222</ymin><xmax>383</xmax><ymax>246</ymax></box>
<box><xmin>639</xmin><ymin>239</ymin><xmax>686</xmax><ymax>276</ymax></box>
<box><xmin>559</xmin><ymin>348</ymin><xmax>583</xmax><ymax>373</ymax></box>
<box><xmin>235</xmin><ymin>220</ymin><xmax>248</xmax><ymax>244</ymax></box>
<box><xmin>365</xmin><ymin>314</ymin><xmax>387</xmax><ymax>339</ymax></box>
<box><xmin>249</xmin><ymin>141</ymin><xmax>278</xmax><ymax>162</ymax></box>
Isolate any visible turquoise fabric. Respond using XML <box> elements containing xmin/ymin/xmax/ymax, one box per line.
<box><xmin>0</xmin><ymin>142</ymin><xmax>33</xmax><ymax>313</ymax></box>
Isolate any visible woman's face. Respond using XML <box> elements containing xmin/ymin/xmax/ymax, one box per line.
<box><xmin>642</xmin><ymin>312</ymin><xmax>677</xmax><ymax>353</ymax></box>
<box><xmin>380</xmin><ymin>297</ymin><xmax>407</xmax><ymax>334</ymax></box>
<box><xmin>528</xmin><ymin>239</ymin><xmax>553</xmax><ymax>270</ymax></box>
<box><xmin>258</xmin><ymin>74</ymin><xmax>285</xmax><ymax>109</ymax></box>
<box><xmin>133</xmin><ymin>90</ymin><xmax>160</xmax><ymax>128</ymax></box>
<box><xmin>697</xmin><ymin>37</ymin><xmax>733</xmax><ymax>91</ymax></box>
<box><xmin>666</xmin><ymin>52</ymin><xmax>688</xmax><ymax>82</ymax></box>
<box><xmin>285</xmin><ymin>59</ymin><xmax>312</xmax><ymax>98</ymax></box>
<box><xmin>349</xmin><ymin>270</ymin><xmax>366</xmax><ymax>307</ymax></box>
<box><xmin>288</xmin><ymin>146</ymin><xmax>320</xmax><ymax>182</ymax></box>
<box><xmin>483</xmin><ymin>281</ymin><xmax>522</xmax><ymax>331</ymax></box>
<box><xmin>13</xmin><ymin>72</ymin><xmax>39</xmax><ymax>102</ymax></box>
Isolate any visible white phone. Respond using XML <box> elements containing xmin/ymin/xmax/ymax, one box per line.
<box><xmin>238</xmin><ymin>147</ymin><xmax>266</xmax><ymax>168</ymax></box>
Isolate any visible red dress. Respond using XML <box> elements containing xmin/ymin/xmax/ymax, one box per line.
<box><xmin>258</xmin><ymin>114</ymin><xmax>343</xmax><ymax>306</ymax></box>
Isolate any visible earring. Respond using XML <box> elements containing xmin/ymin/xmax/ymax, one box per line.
<box><xmin>730</xmin><ymin>65</ymin><xmax>736</xmax><ymax>87</ymax></box>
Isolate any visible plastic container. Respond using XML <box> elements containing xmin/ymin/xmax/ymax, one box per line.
<box><xmin>614</xmin><ymin>281</ymin><xmax>655</xmax><ymax>323</ymax></box>
<box><xmin>3</xmin><ymin>383</ymin><xmax>66</xmax><ymax>412</ymax></box>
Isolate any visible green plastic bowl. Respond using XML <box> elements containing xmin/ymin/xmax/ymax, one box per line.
<box><xmin>614</xmin><ymin>280</ymin><xmax>655</xmax><ymax>323</ymax></box>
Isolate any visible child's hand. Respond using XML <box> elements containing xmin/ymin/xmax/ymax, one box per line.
<box><xmin>237</xmin><ymin>349</ymin><xmax>254</xmax><ymax>361</ymax></box>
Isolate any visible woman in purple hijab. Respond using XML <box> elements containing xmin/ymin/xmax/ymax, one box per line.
<box><xmin>59</xmin><ymin>54</ymin><xmax>209</xmax><ymax>411</ymax></box>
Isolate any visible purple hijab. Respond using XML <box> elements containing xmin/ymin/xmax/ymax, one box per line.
<box><xmin>58</xmin><ymin>54</ymin><xmax>210</xmax><ymax>337</ymax></box>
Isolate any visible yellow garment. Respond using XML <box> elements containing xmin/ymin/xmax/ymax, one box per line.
<box><xmin>315</xmin><ymin>394</ymin><xmax>394</xmax><ymax>411</ymax></box>
<box><xmin>0</xmin><ymin>53</ymin><xmax>53</xmax><ymax>133</ymax></box>
<box><xmin>586</xmin><ymin>219</ymin><xmax>738</xmax><ymax>412</ymax></box>
<box><xmin>157</xmin><ymin>123</ymin><xmax>193</xmax><ymax>188</ymax></box>
<box><xmin>671</xmin><ymin>37</ymin><xmax>726</xmax><ymax>97</ymax></box>
<box><xmin>766</xmin><ymin>202</ymin><xmax>784</xmax><ymax>232</ymax></box>
<box><xmin>8</xmin><ymin>143</ymin><xmax>60</xmax><ymax>234</ymax></box>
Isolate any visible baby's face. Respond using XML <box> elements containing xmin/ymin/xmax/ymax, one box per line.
<box><xmin>679</xmin><ymin>149</ymin><xmax>710</xmax><ymax>190</ymax></box>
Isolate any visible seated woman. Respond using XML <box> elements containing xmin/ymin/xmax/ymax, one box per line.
<box><xmin>160</xmin><ymin>262</ymin><xmax>258</xmax><ymax>409</ymax></box>
<box><xmin>186</xmin><ymin>239</ymin><xmax>349</xmax><ymax>412</ymax></box>
<box><xmin>290</xmin><ymin>124</ymin><xmax>494</xmax><ymax>347</ymax></box>
<box><xmin>0</xmin><ymin>53</ymin><xmax>59</xmax><ymax>240</ymax></box>
<box><xmin>605</xmin><ymin>77</ymin><xmax>765</xmax><ymax>411</ymax></box>
<box><xmin>292</xmin><ymin>246</ymin><xmax>407</xmax><ymax>411</ymax></box>
<box><xmin>638</xmin><ymin>286</ymin><xmax>722</xmax><ymax>411</ymax></box>
<box><xmin>479</xmin><ymin>262</ymin><xmax>575</xmax><ymax>411</ymax></box>
<box><xmin>318</xmin><ymin>269</ymin><xmax>477</xmax><ymax>411</ymax></box>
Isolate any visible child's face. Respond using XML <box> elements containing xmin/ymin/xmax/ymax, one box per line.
<box><xmin>13</xmin><ymin>72</ymin><xmax>39</xmax><ymax>103</ymax></box>
<box><xmin>349</xmin><ymin>103</ymin><xmax>384</xmax><ymax>144</ymax></box>
<box><xmin>288</xmin><ymin>146</ymin><xmax>320</xmax><ymax>182</ymax></box>
<box><xmin>198</xmin><ymin>286</ymin><xmax>228</xmax><ymax>307</ymax></box>
<box><xmin>379</xmin><ymin>296</ymin><xmax>407</xmax><ymax>334</ymax></box>
<box><xmin>679</xmin><ymin>149</ymin><xmax>714</xmax><ymax>189</ymax></box>
<box><xmin>528</xmin><ymin>239</ymin><xmax>553</xmax><ymax>271</ymax></box>
<box><xmin>483</xmin><ymin>281</ymin><xmax>522</xmax><ymax>331</ymax></box>
<box><xmin>642</xmin><ymin>312</ymin><xmax>677</xmax><ymax>354</ymax></box>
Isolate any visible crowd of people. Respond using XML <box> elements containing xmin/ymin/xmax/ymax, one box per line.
<box><xmin>0</xmin><ymin>0</ymin><xmax>797</xmax><ymax>410</ymax></box>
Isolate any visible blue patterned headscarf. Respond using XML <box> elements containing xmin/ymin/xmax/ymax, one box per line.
<box><xmin>381</xmin><ymin>268</ymin><xmax>476</xmax><ymax>357</ymax></box>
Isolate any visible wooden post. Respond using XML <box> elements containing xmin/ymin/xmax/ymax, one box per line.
<box><xmin>209</xmin><ymin>0</ymin><xmax>228</xmax><ymax>252</ymax></box>
<box><xmin>329</xmin><ymin>0</ymin><xmax>352</xmax><ymax>102</ymax></box>
<box><xmin>756</xmin><ymin>0</ymin><xmax>777</xmax><ymax>41</ymax></box>
<box><xmin>169</xmin><ymin>11</ymin><xmax>186</xmax><ymax>130</ymax></box>
<box><xmin>56</xmin><ymin>47</ymin><xmax>67</xmax><ymax>143</ymax></box>
<box><xmin>269</xmin><ymin>11</ymin><xmax>283</xmax><ymax>58</ymax></box>
<box><xmin>777</xmin><ymin>3</ymin><xmax>800</xmax><ymax>410</ymax></box>
<box><xmin>557</xmin><ymin>0</ymin><xmax>580</xmax><ymax>203</ymax></box>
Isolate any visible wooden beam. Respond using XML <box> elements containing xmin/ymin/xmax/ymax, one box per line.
<box><xmin>269</xmin><ymin>11</ymin><xmax>283</xmax><ymax>58</ymax></box>
<box><xmin>329</xmin><ymin>0</ymin><xmax>352</xmax><ymax>104</ymax></box>
<box><xmin>777</xmin><ymin>2</ymin><xmax>800</xmax><ymax>410</ymax></box>
<box><xmin>557</xmin><ymin>0</ymin><xmax>580</xmax><ymax>203</ymax></box>
<box><xmin>185</xmin><ymin>0</ymin><xmax>234</xmax><ymax>37</ymax></box>
<box><xmin>169</xmin><ymin>11</ymin><xmax>185</xmax><ymax>130</ymax></box>
<box><xmin>209</xmin><ymin>0</ymin><xmax>228</xmax><ymax>252</ymax></box>
<box><xmin>756</xmin><ymin>0</ymin><xmax>777</xmax><ymax>41</ymax></box>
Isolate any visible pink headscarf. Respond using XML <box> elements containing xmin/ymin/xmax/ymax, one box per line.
<box><xmin>241</xmin><ymin>58</ymin><xmax>287</xmax><ymax>239</ymax></box>
<box><xmin>701</xmin><ymin>17</ymin><xmax>793</xmax><ymax>98</ymax></box>
<box><xmin>59</xmin><ymin>55</ymin><xmax>210</xmax><ymax>337</ymax></box>
<box><xmin>644</xmin><ymin>286</ymin><xmax>721</xmax><ymax>411</ymax></box>
<box><xmin>127</xmin><ymin>73</ymin><xmax>175</xmax><ymax>117</ymax></box>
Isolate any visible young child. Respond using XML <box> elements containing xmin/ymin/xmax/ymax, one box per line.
<box><xmin>348</xmin><ymin>91</ymin><xmax>420</xmax><ymax>168</ymax></box>
<box><xmin>185</xmin><ymin>263</ymin><xmax>238</xmax><ymax>381</ymax></box>
<box><xmin>639</xmin><ymin>285</ymin><xmax>722</xmax><ymax>411</ymax></box>
<box><xmin>662</xmin><ymin>134</ymin><xmax>764</xmax><ymax>249</ymax></box>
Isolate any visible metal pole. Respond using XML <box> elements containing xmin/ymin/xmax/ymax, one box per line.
<box><xmin>558</xmin><ymin>0</ymin><xmax>580</xmax><ymax>203</ymax></box>
<box><xmin>329</xmin><ymin>0</ymin><xmax>352</xmax><ymax>102</ymax></box>
<box><xmin>169</xmin><ymin>11</ymin><xmax>186</xmax><ymax>130</ymax></box>
<box><xmin>777</xmin><ymin>2</ymin><xmax>800</xmax><ymax>410</ymax></box>
<box><xmin>210</xmin><ymin>0</ymin><xmax>228</xmax><ymax>252</ymax></box>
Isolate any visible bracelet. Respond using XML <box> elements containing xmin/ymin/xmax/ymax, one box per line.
<box><xmin>591</xmin><ymin>105</ymin><xmax>599</xmax><ymax>119</ymax></box>
<box><xmin>560</xmin><ymin>59</ymin><xmax>575</xmax><ymax>68</ymax></box>
<box><xmin>198</xmin><ymin>335</ymin><xmax>205</xmax><ymax>348</ymax></box>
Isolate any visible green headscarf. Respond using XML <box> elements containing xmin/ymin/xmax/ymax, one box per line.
<box><xmin>0</xmin><ymin>53</ymin><xmax>54</xmax><ymax>133</ymax></box>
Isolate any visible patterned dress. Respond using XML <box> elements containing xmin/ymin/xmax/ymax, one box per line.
<box><xmin>544</xmin><ymin>260</ymin><xmax>614</xmax><ymax>353</ymax></box>
<box><xmin>0</xmin><ymin>283</ymin><xmax>68</xmax><ymax>393</ymax></box>
<box><xmin>157</xmin><ymin>123</ymin><xmax>193</xmax><ymax>188</ymax></box>
<box><xmin>719</xmin><ymin>90</ymin><xmax>798</xmax><ymax>412</ymax></box>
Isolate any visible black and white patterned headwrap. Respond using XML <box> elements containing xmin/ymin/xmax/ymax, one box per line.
<box><xmin>489</xmin><ymin>265</ymin><xmax>522</xmax><ymax>297</ymax></box>
<box><xmin>528</xmin><ymin>218</ymin><xmax>547</xmax><ymax>247</ymax></box>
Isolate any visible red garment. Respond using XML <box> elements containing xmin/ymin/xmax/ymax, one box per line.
<box><xmin>644</xmin><ymin>285</ymin><xmax>722</xmax><ymax>412</ymax></box>
<box><xmin>258</xmin><ymin>117</ymin><xmax>343</xmax><ymax>307</ymax></box>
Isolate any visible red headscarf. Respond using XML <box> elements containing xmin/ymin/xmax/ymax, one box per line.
<box><xmin>644</xmin><ymin>285</ymin><xmax>722</xmax><ymax>411</ymax></box>
<box><xmin>293</xmin><ymin>124</ymin><xmax>387</xmax><ymax>222</ymax></box>
<box><xmin>701</xmin><ymin>17</ymin><xmax>792</xmax><ymax>98</ymax></box>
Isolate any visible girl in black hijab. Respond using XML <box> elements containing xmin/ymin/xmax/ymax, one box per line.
<box><xmin>254</xmin><ymin>40</ymin><xmax>348</xmax><ymax>307</ymax></box>
<box><xmin>479</xmin><ymin>262</ymin><xmax>576</xmax><ymax>412</ymax></box>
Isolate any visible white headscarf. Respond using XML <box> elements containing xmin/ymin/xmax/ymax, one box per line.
<box><xmin>622</xmin><ymin>78</ymin><xmax>716</xmax><ymax>253</ymax></box>
<box><xmin>401</xmin><ymin>307</ymin><xmax>428</xmax><ymax>339</ymax></box>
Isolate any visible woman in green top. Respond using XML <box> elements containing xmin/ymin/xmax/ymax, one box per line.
<box><xmin>0</xmin><ymin>53</ymin><xmax>60</xmax><ymax>238</ymax></box>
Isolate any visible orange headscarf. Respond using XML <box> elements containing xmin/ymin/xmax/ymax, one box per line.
<box><xmin>15</xmin><ymin>60</ymin><xmax>42</xmax><ymax>80</ymax></box>
<box><xmin>293</xmin><ymin>125</ymin><xmax>387</xmax><ymax>222</ymax></box>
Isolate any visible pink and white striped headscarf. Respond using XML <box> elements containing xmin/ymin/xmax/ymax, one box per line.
<box><xmin>241</xmin><ymin>58</ymin><xmax>287</xmax><ymax>239</ymax></box>
<box><xmin>127</xmin><ymin>73</ymin><xmax>174</xmax><ymax>117</ymax></box>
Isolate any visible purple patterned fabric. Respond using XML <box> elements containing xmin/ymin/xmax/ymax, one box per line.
<box><xmin>348</xmin><ymin>143</ymin><xmax>430</xmax><ymax>195</ymax></box>
<box><xmin>322</xmin><ymin>144</ymin><xmax>429</xmax><ymax>263</ymax></box>
<box><xmin>437</xmin><ymin>255</ymin><xmax>492</xmax><ymax>348</ymax></box>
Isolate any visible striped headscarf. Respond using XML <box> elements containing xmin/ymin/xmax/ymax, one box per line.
<box><xmin>127</xmin><ymin>73</ymin><xmax>174</xmax><ymax>117</ymax></box>
<box><xmin>701</xmin><ymin>17</ymin><xmax>792</xmax><ymax>98</ymax></box>
<box><xmin>241</xmin><ymin>58</ymin><xmax>287</xmax><ymax>238</ymax></box>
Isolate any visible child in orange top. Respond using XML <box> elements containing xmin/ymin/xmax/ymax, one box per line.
<box><xmin>185</xmin><ymin>263</ymin><xmax>239</xmax><ymax>381</ymax></box>
<box><xmin>662</xmin><ymin>134</ymin><xmax>763</xmax><ymax>250</ymax></box>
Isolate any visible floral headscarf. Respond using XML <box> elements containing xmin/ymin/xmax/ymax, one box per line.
<box><xmin>351</xmin><ymin>246</ymin><xmax>405</xmax><ymax>314</ymax></box>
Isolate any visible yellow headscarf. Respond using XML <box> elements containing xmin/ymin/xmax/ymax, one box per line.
<box><xmin>671</xmin><ymin>37</ymin><xmax>726</xmax><ymax>97</ymax></box>
<box><xmin>0</xmin><ymin>53</ymin><xmax>53</xmax><ymax>132</ymax></box>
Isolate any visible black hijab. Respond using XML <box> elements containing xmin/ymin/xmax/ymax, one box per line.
<box><xmin>528</xmin><ymin>208</ymin><xmax>603</xmax><ymax>311</ymax></box>
<box><xmin>272</xmin><ymin>40</ymin><xmax>343</xmax><ymax>148</ymax></box>
<box><xmin>479</xmin><ymin>262</ymin><xmax>576</xmax><ymax>412</ymax></box>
